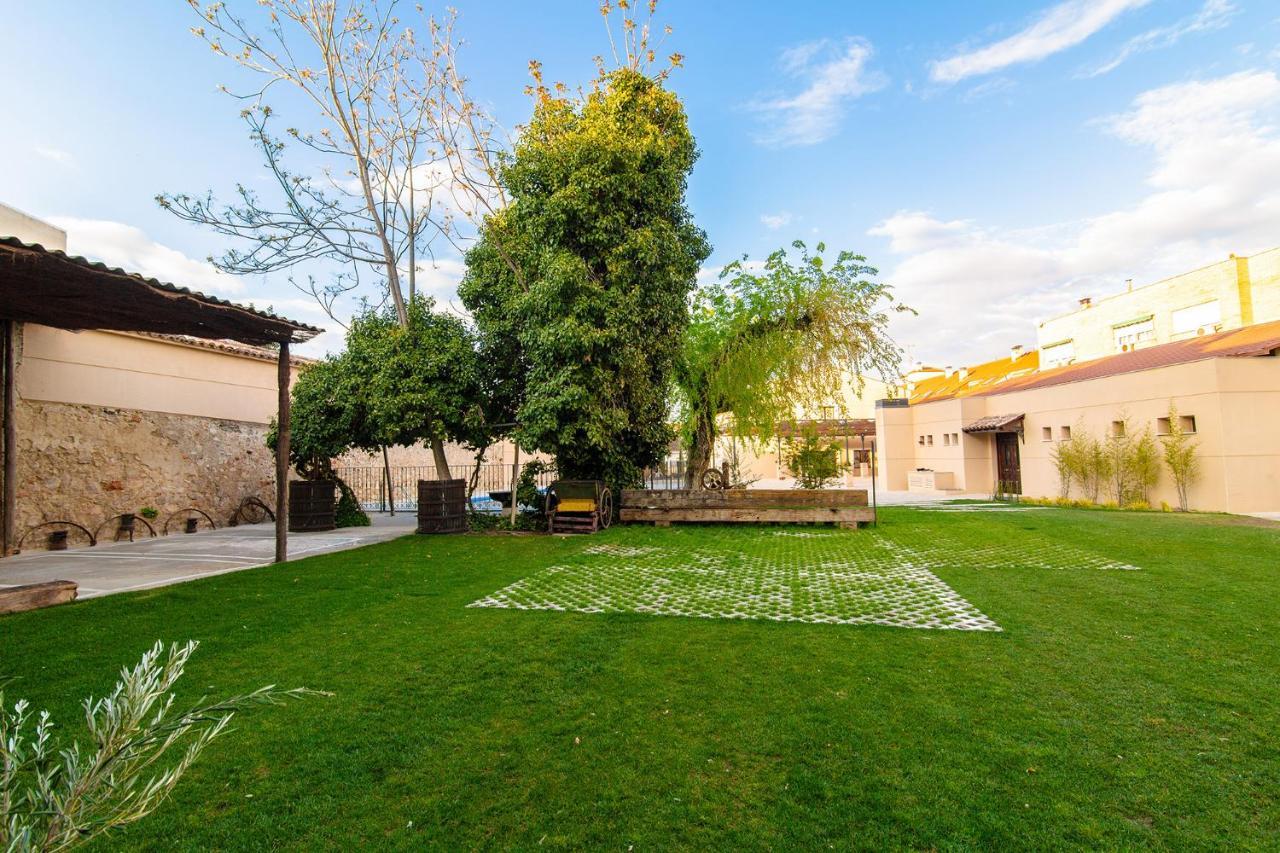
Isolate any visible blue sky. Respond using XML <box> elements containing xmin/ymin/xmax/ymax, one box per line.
<box><xmin>3</xmin><ymin>0</ymin><xmax>1278</xmax><ymax>364</ymax></box>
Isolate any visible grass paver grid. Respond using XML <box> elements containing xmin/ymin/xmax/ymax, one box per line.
<box><xmin>470</xmin><ymin>525</ymin><xmax>1137</xmax><ymax>631</ymax></box>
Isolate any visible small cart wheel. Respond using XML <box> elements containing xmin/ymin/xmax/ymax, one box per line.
<box><xmin>700</xmin><ymin>468</ymin><xmax>725</xmax><ymax>490</ymax></box>
<box><xmin>599</xmin><ymin>489</ymin><xmax>613</xmax><ymax>529</ymax></box>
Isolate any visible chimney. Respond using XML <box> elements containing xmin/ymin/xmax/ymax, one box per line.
<box><xmin>1126</xmin><ymin>278</ymin><xmax>1133</xmax><ymax>292</ymax></box>
<box><xmin>944</xmin><ymin>365</ymin><xmax>953</xmax><ymax>378</ymax></box>
<box><xmin>1010</xmin><ymin>343</ymin><xmax>1023</xmax><ymax>362</ymax></box>
<box><xmin>1079</xmin><ymin>297</ymin><xmax>1093</xmax><ymax>309</ymax></box>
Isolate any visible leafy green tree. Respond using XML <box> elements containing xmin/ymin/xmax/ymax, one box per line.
<box><xmin>346</xmin><ymin>297</ymin><xmax>484</xmax><ymax>479</ymax></box>
<box><xmin>673</xmin><ymin>241</ymin><xmax>907</xmax><ymax>488</ymax></box>
<box><xmin>271</xmin><ymin>296</ymin><xmax>482</xmax><ymax>488</ymax></box>
<box><xmin>460</xmin><ymin>67</ymin><xmax>710</xmax><ymax>492</ymax></box>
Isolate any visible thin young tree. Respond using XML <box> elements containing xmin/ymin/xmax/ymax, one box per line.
<box><xmin>1162</xmin><ymin>402</ymin><xmax>1201</xmax><ymax>510</ymax></box>
<box><xmin>161</xmin><ymin>0</ymin><xmax>509</xmax><ymax>478</ymax></box>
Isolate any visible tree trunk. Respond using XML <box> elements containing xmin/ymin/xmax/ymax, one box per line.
<box><xmin>431</xmin><ymin>437</ymin><xmax>452</xmax><ymax>480</ymax></box>
<box><xmin>382</xmin><ymin>445</ymin><xmax>395</xmax><ymax>516</ymax></box>
<box><xmin>686</xmin><ymin>414</ymin><xmax>714</xmax><ymax>491</ymax></box>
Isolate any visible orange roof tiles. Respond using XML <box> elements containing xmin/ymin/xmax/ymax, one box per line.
<box><xmin>910</xmin><ymin>320</ymin><xmax>1280</xmax><ymax>406</ymax></box>
<box><xmin>909</xmin><ymin>349</ymin><xmax>1040</xmax><ymax>404</ymax></box>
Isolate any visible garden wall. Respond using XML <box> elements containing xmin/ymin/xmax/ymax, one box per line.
<box><xmin>14</xmin><ymin>399</ymin><xmax>278</xmax><ymax>538</ymax></box>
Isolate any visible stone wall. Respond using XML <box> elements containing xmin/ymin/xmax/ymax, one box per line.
<box><xmin>15</xmin><ymin>399</ymin><xmax>280</xmax><ymax>544</ymax></box>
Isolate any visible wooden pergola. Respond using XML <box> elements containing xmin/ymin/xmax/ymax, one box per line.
<box><xmin>0</xmin><ymin>236</ymin><xmax>323</xmax><ymax>562</ymax></box>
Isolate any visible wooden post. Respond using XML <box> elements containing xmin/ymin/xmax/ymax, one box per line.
<box><xmin>508</xmin><ymin>444</ymin><xmax>520</xmax><ymax>528</ymax></box>
<box><xmin>275</xmin><ymin>341</ymin><xmax>290</xmax><ymax>563</ymax></box>
<box><xmin>2</xmin><ymin>321</ymin><xmax>16</xmax><ymax>557</ymax></box>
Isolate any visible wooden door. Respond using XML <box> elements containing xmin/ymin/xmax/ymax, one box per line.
<box><xmin>995</xmin><ymin>432</ymin><xmax>1021</xmax><ymax>495</ymax></box>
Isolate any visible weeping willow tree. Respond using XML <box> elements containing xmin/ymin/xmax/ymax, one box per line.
<box><xmin>674</xmin><ymin>241</ymin><xmax>908</xmax><ymax>488</ymax></box>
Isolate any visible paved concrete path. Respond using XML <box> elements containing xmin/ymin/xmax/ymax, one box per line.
<box><xmin>0</xmin><ymin>514</ymin><xmax>417</xmax><ymax>600</ymax></box>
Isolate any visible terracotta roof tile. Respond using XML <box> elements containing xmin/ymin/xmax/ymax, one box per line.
<box><xmin>974</xmin><ymin>320</ymin><xmax>1280</xmax><ymax>398</ymax></box>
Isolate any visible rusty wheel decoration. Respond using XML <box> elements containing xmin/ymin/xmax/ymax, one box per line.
<box><xmin>700</xmin><ymin>468</ymin><xmax>726</xmax><ymax>490</ymax></box>
<box><xmin>599</xmin><ymin>489</ymin><xmax>614</xmax><ymax>529</ymax></box>
<box><xmin>17</xmin><ymin>520</ymin><xmax>97</xmax><ymax>552</ymax></box>
<box><xmin>163</xmin><ymin>507</ymin><xmax>218</xmax><ymax>535</ymax></box>
<box><xmin>93</xmin><ymin>513</ymin><xmax>157</xmax><ymax>544</ymax></box>
<box><xmin>229</xmin><ymin>496</ymin><xmax>275</xmax><ymax>526</ymax></box>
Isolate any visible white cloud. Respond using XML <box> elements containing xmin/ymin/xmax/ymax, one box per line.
<box><xmin>868</xmin><ymin>212</ymin><xmax>976</xmax><ymax>254</ymax></box>
<box><xmin>871</xmin><ymin>69</ymin><xmax>1280</xmax><ymax>363</ymax></box>
<box><xmin>760</xmin><ymin>212</ymin><xmax>793</xmax><ymax>230</ymax></box>
<box><xmin>33</xmin><ymin>146</ymin><xmax>74</xmax><ymax>166</ymax></box>
<box><xmin>1084</xmin><ymin>0</ymin><xmax>1236</xmax><ymax>77</ymax></box>
<box><xmin>750</xmin><ymin>38</ymin><xmax>887</xmax><ymax>147</ymax></box>
<box><xmin>47</xmin><ymin>217</ymin><xmax>245</xmax><ymax>296</ymax></box>
<box><xmin>930</xmin><ymin>0</ymin><xmax>1151</xmax><ymax>84</ymax></box>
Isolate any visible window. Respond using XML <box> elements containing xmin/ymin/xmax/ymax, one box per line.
<box><xmin>1111</xmin><ymin>420</ymin><xmax>1126</xmax><ymax>438</ymax></box>
<box><xmin>1172</xmin><ymin>300</ymin><xmax>1221</xmax><ymax>336</ymax></box>
<box><xmin>952</xmin><ymin>433</ymin><xmax>960</xmax><ymax>446</ymax></box>
<box><xmin>1060</xmin><ymin>425</ymin><xmax>1071</xmax><ymax>440</ymax></box>
<box><xmin>1157</xmin><ymin>414</ymin><xmax>1197</xmax><ymax>435</ymax></box>
<box><xmin>926</xmin><ymin>435</ymin><xmax>934</xmax><ymax>446</ymax></box>
<box><xmin>1042</xmin><ymin>339</ymin><xmax>1075</xmax><ymax>368</ymax></box>
<box><xmin>942</xmin><ymin>434</ymin><xmax>950</xmax><ymax>446</ymax></box>
<box><xmin>1114</xmin><ymin>317</ymin><xmax>1155</xmax><ymax>352</ymax></box>
<box><xmin>918</xmin><ymin>435</ymin><xmax>925</xmax><ymax>446</ymax></box>
<box><xmin>1041</xmin><ymin>426</ymin><xmax>1053</xmax><ymax>442</ymax></box>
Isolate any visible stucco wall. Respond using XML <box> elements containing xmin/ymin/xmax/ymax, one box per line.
<box><xmin>15</xmin><ymin>399</ymin><xmax>278</xmax><ymax>543</ymax></box>
<box><xmin>878</xmin><ymin>356</ymin><xmax>1280</xmax><ymax>513</ymax></box>
<box><xmin>20</xmin><ymin>325</ymin><xmax>299</xmax><ymax>425</ymax></box>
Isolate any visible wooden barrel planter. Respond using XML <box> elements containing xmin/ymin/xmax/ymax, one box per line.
<box><xmin>288</xmin><ymin>480</ymin><xmax>336</xmax><ymax>532</ymax></box>
<box><xmin>417</xmin><ymin>479</ymin><xmax>467</xmax><ymax>534</ymax></box>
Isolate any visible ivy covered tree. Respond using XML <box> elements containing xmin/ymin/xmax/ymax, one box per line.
<box><xmin>674</xmin><ymin>241</ymin><xmax>908</xmax><ymax>488</ymax></box>
<box><xmin>460</xmin><ymin>66</ymin><xmax>710</xmax><ymax>491</ymax></box>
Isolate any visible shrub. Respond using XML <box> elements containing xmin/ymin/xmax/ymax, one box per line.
<box><xmin>516</xmin><ymin>460</ymin><xmax>553</xmax><ymax>518</ymax></box>
<box><xmin>784</xmin><ymin>433</ymin><xmax>849</xmax><ymax>490</ymax></box>
<box><xmin>138</xmin><ymin>507</ymin><xmax>159</xmax><ymax>520</ymax></box>
<box><xmin>1</xmin><ymin>641</ymin><xmax>324</xmax><ymax>852</ymax></box>
<box><xmin>335</xmin><ymin>478</ymin><xmax>371</xmax><ymax>528</ymax></box>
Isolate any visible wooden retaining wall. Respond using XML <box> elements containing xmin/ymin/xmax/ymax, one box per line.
<box><xmin>619</xmin><ymin>489</ymin><xmax>873</xmax><ymax>528</ymax></box>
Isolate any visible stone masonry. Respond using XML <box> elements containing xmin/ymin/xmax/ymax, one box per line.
<box><xmin>15</xmin><ymin>400</ymin><xmax>278</xmax><ymax>544</ymax></box>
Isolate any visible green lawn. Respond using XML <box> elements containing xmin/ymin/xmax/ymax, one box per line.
<box><xmin>3</xmin><ymin>507</ymin><xmax>1278</xmax><ymax>849</ymax></box>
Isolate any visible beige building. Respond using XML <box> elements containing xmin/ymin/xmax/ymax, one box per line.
<box><xmin>877</xmin><ymin>251</ymin><xmax>1280</xmax><ymax>514</ymax></box>
<box><xmin>1037</xmin><ymin>248</ymin><xmax>1280</xmax><ymax>367</ymax></box>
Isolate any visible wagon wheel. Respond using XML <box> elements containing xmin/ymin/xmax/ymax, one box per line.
<box><xmin>700</xmin><ymin>468</ymin><xmax>726</xmax><ymax>490</ymax></box>
<box><xmin>230</xmin><ymin>496</ymin><xmax>274</xmax><ymax>526</ymax></box>
<box><xmin>599</xmin><ymin>489</ymin><xmax>613</xmax><ymax>529</ymax></box>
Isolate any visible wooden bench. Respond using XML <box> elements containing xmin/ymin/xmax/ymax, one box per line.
<box><xmin>0</xmin><ymin>580</ymin><xmax>78</xmax><ymax>616</ymax></box>
<box><xmin>620</xmin><ymin>489</ymin><xmax>873</xmax><ymax>529</ymax></box>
